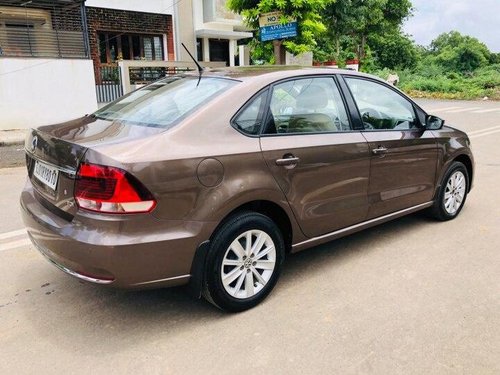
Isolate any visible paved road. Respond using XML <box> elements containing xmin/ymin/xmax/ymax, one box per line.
<box><xmin>0</xmin><ymin>100</ymin><xmax>499</xmax><ymax>374</ymax></box>
<box><xmin>417</xmin><ymin>98</ymin><xmax>500</xmax><ymax>135</ymax></box>
<box><xmin>0</xmin><ymin>144</ymin><xmax>25</xmax><ymax>169</ymax></box>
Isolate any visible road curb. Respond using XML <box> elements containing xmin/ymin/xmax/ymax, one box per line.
<box><xmin>0</xmin><ymin>140</ymin><xmax>25</xmax><ymax>147</ymax></box>
<box><xmin>0</xmin><ymin>130</ymin><xmax>28</xmax><ymax>147</ymax></box>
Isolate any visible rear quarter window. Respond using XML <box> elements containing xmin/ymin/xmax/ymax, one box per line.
<box><xmin>94</xmin><ymin>76</ymin><xmax>239</xmax><ymax>128</ymax></box>
<box><xmin>232</xmin><ymin>90</ymin><xmax>268</xmax><ymax>135</ymax></box>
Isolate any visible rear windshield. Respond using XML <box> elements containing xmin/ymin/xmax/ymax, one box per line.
<box><xmin>93</xmin><ymin>76</ymin><xmax>239</xmax><ymax>128</ymax></box>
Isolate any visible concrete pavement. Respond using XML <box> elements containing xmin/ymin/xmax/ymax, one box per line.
<box><xmin>0</xmin><ymin>99</ymin><xmax>499</xmax><ymax>374</ymax></box>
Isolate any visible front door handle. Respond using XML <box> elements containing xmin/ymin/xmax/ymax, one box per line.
<box><xmin>372</xmin><ymin>146</ymin><xmax>388</xmax><ymax>155</ymax></box>
<box><xmin>275</xmin><ymin>155</ymin><xmax>300</xmax><ymax>167</ymax></box>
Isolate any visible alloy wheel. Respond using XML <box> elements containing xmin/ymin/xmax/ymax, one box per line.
<box><xmin>444</xmin><ymin>170</ymin><xmax>466</xmax><ymax>215</ymax></box>
<box><xmin>220</xmin><ymin>230</ymin><xmax>276</xmax><ymax>299</ymax></box>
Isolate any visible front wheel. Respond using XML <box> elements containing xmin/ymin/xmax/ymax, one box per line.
<box><xmin>429</xmin><ymin>161</ymin><xmax>469</xmax><ymax>221</ymax></box>
<box><xmin>202</xmin><ymin>212</ymin><xmax>285</xmax><ymax>312</ymax></box>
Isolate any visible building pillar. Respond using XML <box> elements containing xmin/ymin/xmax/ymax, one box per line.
<box><xmin>174</xmin><ymin>0</ymin><xmax>195</xmax><ymax>61</ymax></box>
<box><xmin>203</xmin><ymin>38</ymin><xmax>210</xmax><ymax>62</ymax></box>
<box><xmin>163</xmin><ymin>34</ymin><xmax>168</xmax><ymax>61</ymax></box>
<box><xmin>229</xmin><ymin>39</ymin><xmax>236</xmax><ymax>67</ymax></box>
<box><xmin>80</xmin><ymin>3</ymin><xmax>90</xmax><ymax>59</ymax></box>
<box><xmin>239</xmin><ymin>45</ymin><xmax>250</xmax><ymax>66</ymax></box>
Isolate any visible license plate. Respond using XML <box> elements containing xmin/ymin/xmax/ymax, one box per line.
<box><xmin>33</xmin><ymin>160</ymin><xmax>59</xmax><ymax>191</ymax></box>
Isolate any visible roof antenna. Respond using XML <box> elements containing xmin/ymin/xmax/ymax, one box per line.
<box><xmin>182</xmin><ymin>43</ymin><xmax>203</xmax><ymax>75</ymax></box>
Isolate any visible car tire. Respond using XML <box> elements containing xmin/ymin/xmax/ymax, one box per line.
<box><xmin>202</xmin><ymin>211</ymin><xmax>285</xmax><ymax>312</ymax></box>
<box><xmin>428</xmin><ymin>161</ymin><xmax>469</xmax><ymax>221</ymax></box>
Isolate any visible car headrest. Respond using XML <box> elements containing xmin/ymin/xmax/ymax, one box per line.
<box><xmin>296</xmin><ymin>85</ymin><xmax>328</xmax><ymax>110</ymax></box>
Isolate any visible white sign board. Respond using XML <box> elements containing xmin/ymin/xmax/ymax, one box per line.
<box><xmin>259</xmin><ymin>11</ymin><xmax>296</xmax><ymax>27</ymax></box>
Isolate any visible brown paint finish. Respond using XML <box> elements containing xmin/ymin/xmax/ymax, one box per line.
<box><xmin>21</xmin><ymin>181</ymin><xmax>215</xmax><ymax>288</ymax></box>
<box><xmin>20</xmin><ymin>67</ymin><xmax>474</xmax><ymax>290</ymax></box>
<box><xmin>431</xmin><ymin>126</ymin><xmax>474</xmax><ymax>192</ymax></box>
<box><xmin>361</xmin><ymin>129</ymin><xmax>438</xmax><ymax>219</ymax></box>
<box><xmin>260</xmin><ymin>132</ymin><xmax>371</xmax><ymax>237</ymax></box>
<box><xmin>197</xmin><ymin>158</ymin><xmax>224</xmax><ymax>187</ymax></box>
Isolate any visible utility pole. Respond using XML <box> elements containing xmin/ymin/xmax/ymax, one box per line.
<box><xmin>273</xmin><ymin>40</ymin><xmax>283</xmax><ymax>65</ymax></box>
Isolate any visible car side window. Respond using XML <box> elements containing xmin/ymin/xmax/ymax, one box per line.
<box><xmin>264</xmin><ymin>77</ymin><xmax>351</xmax><ymax>135</ymax></box>
<box><xmin>345</xmin><ymin>77</ymin><xmax>419</xmax><ymax>131</ymax></box>
<box><xmin>232</xmin><ymin>91</ymin><xmax>267</xmax><ymax>135</ymax></box>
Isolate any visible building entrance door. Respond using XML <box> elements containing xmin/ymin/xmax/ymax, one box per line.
<box><xmin>209</xmin><ymin>39</ymin><xmax>229</xmax><ymax>66</ymax></box>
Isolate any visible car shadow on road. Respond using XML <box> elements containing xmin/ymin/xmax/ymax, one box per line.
<box><xmin>281</xmin><ymin>212</ymin><xmax>435</xmax><ymax>283</ymax></box>
<box><xmin>20</xmin><ymin>212</ymin><xmax>436</xmax><ymax>354</ymax></box>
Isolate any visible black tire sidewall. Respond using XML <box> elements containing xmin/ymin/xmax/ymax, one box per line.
<box><xmin>204</xmin><ymin>212</ymin><xmax>285</xmax><ymax>312</ymax></box>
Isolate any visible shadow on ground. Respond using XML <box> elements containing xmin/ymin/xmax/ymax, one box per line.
<box><xmin>17</xmin><ymin>211</ymin><xmax>436</xmax><ymax>355</ymax></box>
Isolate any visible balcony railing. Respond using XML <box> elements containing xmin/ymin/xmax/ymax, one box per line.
<box><xmin>0</xmin><ymin>28</ymin><xmax>87</xmax><ymax>58</ymax></box>
<box><xmin>129</xmin><ymin>66</ymin><xmax>194</xmax><ymax>84</ymax></box>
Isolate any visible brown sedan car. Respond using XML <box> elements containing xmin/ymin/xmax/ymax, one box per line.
<box><xmin>21</xmin><ymin>67</ymin><xmax>474</xmax><ymax>311</ymax></box>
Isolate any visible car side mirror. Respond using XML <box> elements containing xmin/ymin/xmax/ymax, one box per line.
<box><xmin>426</xmin><ymin>115</ymin><xmax>445</xmax><ymax>130</ymax></box>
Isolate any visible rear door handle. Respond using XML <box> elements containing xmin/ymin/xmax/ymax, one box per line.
<box><xmin>275</xmin><ymin>156</ymin><xmax>300</xmax><ymax>167</ymax></box>
<box><xmin>372</xmin><ymin>146</ymin><xmax>388</xmax><ymax>155</ymax></box>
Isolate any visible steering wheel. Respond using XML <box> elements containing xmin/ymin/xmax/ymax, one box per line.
<box><xmin>360</xmin><ymin>108</ymin><xmax>382</xmax><ymax>121</ymax></box>
<box><xmin>360</xmin><ymin>108</ymin><xmax>382</xmax><ymax>130</ymax></box>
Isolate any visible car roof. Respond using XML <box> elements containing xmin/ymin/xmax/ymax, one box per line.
<box><xmin>184</xmin><ymin>66</ymin><xmax>383</xmax><ymax>83</ymax></box>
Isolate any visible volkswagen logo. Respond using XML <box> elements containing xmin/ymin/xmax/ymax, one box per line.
<box><xmin>31</xmin><ymin>135</ymin><xmax>38</xmax><ymax>152</ymax></box>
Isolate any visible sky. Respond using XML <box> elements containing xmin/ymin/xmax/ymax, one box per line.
<box><xmin>403</xmin><ymin>0</ymin><xmax>500</xmax><ymax>52</ymax></box>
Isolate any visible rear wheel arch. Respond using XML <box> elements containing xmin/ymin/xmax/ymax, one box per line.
<box><xmin>188</xmin><ymin>200</ymin><xmax>293</xmax><ymax>299</ymax></box>
<box><xmin>212</xmin><ymin>200</ymin><xmax>293</xmax><ymax>252</ymax></box>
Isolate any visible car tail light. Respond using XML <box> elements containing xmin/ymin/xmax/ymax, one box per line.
<box><xmin>75</xmin><ymin>163</ymin><xmax>156</xmax><ymax>214</ymax></box>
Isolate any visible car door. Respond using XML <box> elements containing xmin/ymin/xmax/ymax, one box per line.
<box><xmin>259</xmin><ymin>76</ymin><xmax>371</xmax><ymax>238</ymax></box>
<box><xmin>343</xmin><ymin>76</ymin><xmax>438</xmax><ymax>219</ymax></box>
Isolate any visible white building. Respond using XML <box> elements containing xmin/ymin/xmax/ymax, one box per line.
<box><xmin>0</xmin><ymin>0</ymin><xmax>97</xmax><ymax>130</ymax></box>
<box><xmin>0</xmin><ymin>0</ymin><xmax>252</xmax><ymax>130</ymax></box>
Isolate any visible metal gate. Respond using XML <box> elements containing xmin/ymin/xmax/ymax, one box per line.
<box><xmin>95</xmin><ymin>65</ymin><xmax>123</xmax><ymax>103</ymax></box>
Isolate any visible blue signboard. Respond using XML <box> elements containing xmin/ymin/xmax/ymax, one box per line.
<box><xmin>260</xmin><ymin>22</ymin><xmax>298</xmax><ymax>42</ymax></box>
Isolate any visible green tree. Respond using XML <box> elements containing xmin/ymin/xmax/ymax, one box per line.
<box><xmin>368</xmin><ymin>30</ymin><xmax>418</xmax><ymax>70</ymax></box>
<box><xmin>430</xmin><ymin>31</ymin><xmax>491</xmax><ymax>73</ymax></box>
<box><xmin>490</xmin><ymin>53</ymin><xmax>500</xmax><ymax>65</ymax></box>
<box><xmin>319</xmin><ymin>0</ymin><xmax>413</xmax><ymax>67</ymax></box>
<box><xmin>317</xmin><ymin>0</ymin><xmax>354</xmax><ymax>61</ymax></box>
<box><xmin>227</xmin><ymin>0</ymin><xmax>333</xmax><ymax>64</ymax></box>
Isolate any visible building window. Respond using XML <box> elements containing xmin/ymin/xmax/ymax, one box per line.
<box><xmin>2</xmin><ymin>23</ymin><xmax>35</xmax><ymax>56</ymax></box>
<box><xmin>153</xmin><ymin>36</ymin><xmax>162</xmax><ymax>60</ymax></box>
<box><xmin>0</xmin><ymin>5</ymin><xmax>87</xmax><ymax>59</ymax></box>
<box><xmin>97</xmin><ymin>32</ymin><xmax>164</xmax><ymax>64</ymax></box>
<box><xmin>0</xmin><ymin>7</ymin><xmax>46</xmax><ymax>57</ymax></box>
<box><xmin>143</xmin><ymin>37</ymin><xmax>153</xmax><ymax>60</ymax></box>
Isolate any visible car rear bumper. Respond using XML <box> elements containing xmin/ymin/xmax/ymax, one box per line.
<box><xmin>20</xmin><ymin>180</ymin><xmax>215</xmax><ymax>289</ymax></box>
